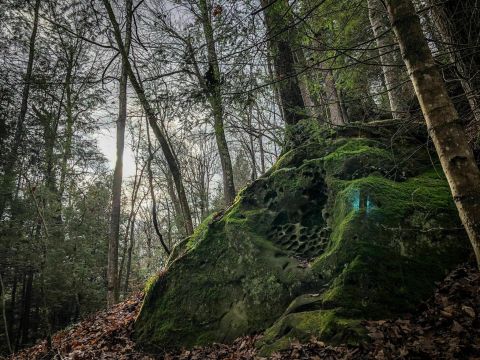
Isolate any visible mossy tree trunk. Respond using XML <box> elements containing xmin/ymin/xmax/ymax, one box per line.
<box><xmin>197</xmin><ymin>0</ymin><xmax>236</xmax><ymax>206</ymax></box>
<box><xmin>102</xmin><ymin>0</ymin><xmax>194</xmax><ymax>237</ymax></box>
<box><xmin>385</xmin><ymin>0</ymin><xmax>480</xmax><ymax>267</ymax></box>
<box><xmin>261</xmin><ymin>0</ymin><xmax>307</xmax><ymax>125</ymax></box>
<box><xmin>367</xmin><ymin>0</ymin><xmax>413</xmax><ymax>119</ymax></box>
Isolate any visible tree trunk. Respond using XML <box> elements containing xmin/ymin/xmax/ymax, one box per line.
<box><xmin>102</xmin><ymin>0</ymin><xmax>194</xmax><ymax>236</ymax></box>
<box><xmin>0</xmin><ymin>0</ymin><xmax>41</xmax><ymax>219</ymax></box>
<box><xmin>261</xmin><ymin>0</ymin><xmax>307</xmax><ymax>125</ymax></box>
<box><xmin>59</xmin><ymin>50</ymin><xmax>76</xmax><ymax>200</ymax></box>
<box><xmin>19</xmin><ymin>270</ymin><xmax>33</xmax><ymax>346</ymax></box>
<box><xmin>198</xmin><ymin>0</ymin><xmax>236</xmax><ymax>206</ymax></box>
<box><xmin>294</xmin><ymin>48</ymin><xmax>318</xmax><ymax>120</ymax></box>
<box><xmin>247</xmin><ymin>100</ymin><xmax>258</xmax><ymax>180</ymax></box>
<box><xmin>426</xmin><ymin>0</ymin><xmax>480</xmax><ymax>124</ymax></box>
<box><xmin>368</xmin><ymin>0</ymin><xmax>413</xmax><ymax>119</ymax></box>
<box><xmin>259</xmin><ymin>134</ymin><xmax>266</xmax><ymax>174</ymax></box>
<box><xmin>0</xmin><ymin>273</ymin><xmax>12</xmax><ymax>353</ymax></box>
<box><xmin>123</xmin><ymin>218</ymin><xmax>135</xmax><ymax>295</ymax></box>
<box><xmin>324</xmin><ymin>69</ymin><xmax>345</xmax><ymax>126</ymax></box>
<box><xmin>8</xmin><ymin>270</ymin><xmax>17</xmax><ymax>348</ymax></box>
<box><xmin>146</xmin><ymin>121</ymin><xmax>170</xmax><ymax>255</ymax></box>
<box><xmin>107</xmin><ymin>0</ymin><xmax>133</xmax><ymax>307</ymax></box>
<box><xmin>385</xmin><ymin>0</ymin><xmax>480</xmax><ymax>267</ymax></box>
<box><xmin>165</xmin><ymin>172</ymin><xmax>184</xmax><ymax>236</ymax></box>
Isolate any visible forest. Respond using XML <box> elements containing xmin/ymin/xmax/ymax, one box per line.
<box><xmin>0</xmin><ymin>0</ymin><xmax>479</xmax><ymax>359</ymax></box>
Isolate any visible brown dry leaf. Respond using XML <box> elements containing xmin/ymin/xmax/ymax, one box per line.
<box><xmin>462</xmin><ymin>305</ymin><xmax>476</xmax><ymax>318</ymax></box>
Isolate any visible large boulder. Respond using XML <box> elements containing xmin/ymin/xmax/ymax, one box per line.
<box><xmin>134</xmin><ymin>121</ymin><xmax>470</xmax><ymax>354</ymax></box>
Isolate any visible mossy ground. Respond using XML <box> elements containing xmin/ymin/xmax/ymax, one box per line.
<box><xmin>134</xmin><ymin>120</ymin><xmax>470</xmax><ymax>354</ymax></box>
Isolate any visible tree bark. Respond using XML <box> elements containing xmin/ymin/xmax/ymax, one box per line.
<box><xmin>0</xmin><ymin>273</ymin><xmax>12</xmax><ymax>353</ymax></box>
<box><xmin>368</xmin><ymin>0</ymin><xmax>413</xmax><ymax>119</ymax></box>
<box><xmin>261</xmin><ymin>0</ymin><xmax>307</xmax><ymax>125</ymax></box>
<box><xmin>0</xmin><ymin>0</ymin><xmax>41</xmax><ymax>219</ymax></box>
<box><xmin>123</xmin><ymin>218</ymin><xmax>134</xmax><ymax>295</ymax></box>
<box><xmin>385</xmin><ymin>0</ymin><xmax>480</xmax><ymax>267</ymax></box>
<box><xmin>294</xmin><ymin>47</ymin><xmax>319</xmax><ymax>120</ymax></box>
<box><xmin>107</xmin><ymin>0</ymin><xmax>133</xmax><ymax>307</ymax></box>
<box><xmin>19</xmin><ymin>270</ymin><xmax>33</xmax><ymax>346</ymax></box>
<box><xmin>324</xmin><ymin>69</ymin><xmax>345</xmax><ymax>126</ymax></box>
<box><xmin>165</xmin><ymin>171</ymin><xmax>184</xmax><ymax>236</ymax></box>
<box><xmin>426</xmin><ymin>0</ymin><xmax>480</xmax><ymax>124</ymax></box>
<box><xmin>197</xmin><ymin>0</ymin><xmax>236</xmax><ymax>206</ymax></box>
<box><xmin>146</xmin><ymin>120</ymin><xmax>170</xmax><ymax>255</ymax></box>
<box><xmin>102</xmin><ymin>0</ymin><xmax>194</xmax><ymax>236</ymax></box>
<box><xmin>247</xmin><ymin>100</ymin><xmax>258</xmax><ymax>180</ymax></box>
<box><xmin>8</xmin><ymin>270</ymin><xmax>17</xmax><ymax>348</ymax></box>
<box><xmin>59</xmin><ymin>48</ymin><xmax>76</xmax><ymax>200</ymax></box>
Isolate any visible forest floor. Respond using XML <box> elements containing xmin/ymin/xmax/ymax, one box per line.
<box><xmin>7</xmin><ymin>262</ymin><xmax>480</xmax><ymax>360</ymax></box>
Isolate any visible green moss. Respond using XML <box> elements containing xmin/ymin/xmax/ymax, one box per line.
<box><xmin>143</xmin><ymin>273</ymin><xmax>160</xmax><ymax>294</ymax></box>
<box><xmin>322</xmin><ymin>138</ymin><xmax>393</xmax><ymax>178</ymax></box>
<box><xmin>186</xmin><ymin>213</ymin><xmax>215</xmax><ymax>251</ymax></box>
<box><xmin>257</xmin><ymin>310</ymin><xmax>366</xmax><ymax>356</ymax></box>
<box><xmin>135</xmin><ymin>123</ymin><xmax>469</xmax><ymax>354</ymax></box>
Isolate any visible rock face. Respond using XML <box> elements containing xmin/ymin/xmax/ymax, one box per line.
<box><xmin>134</xmin><ymin>121</ymin><xmax>470</xmax><ymax>354</ymax></box>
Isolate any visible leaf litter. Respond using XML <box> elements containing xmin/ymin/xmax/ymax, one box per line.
<box><xmin>7</xmin><ymin>262</ymin><xmax>479</xmax><ymax>360</ymax></box>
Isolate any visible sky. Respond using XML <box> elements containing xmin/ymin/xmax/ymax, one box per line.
<box><xmin>96</xmin><ymin>126</ymin><xmax>137</xmax><ymax>179</ymax></box>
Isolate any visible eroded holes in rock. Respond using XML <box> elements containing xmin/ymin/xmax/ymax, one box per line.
<box><xmin>269</xmin><ymin>222</ymin><xmax>330</xmax><ymax>261</ymax></box>
<box><xmin>297</xmin><ymin>243</ymin><xmax>307</xmax><ymax>252</ymax></box>
<box><xmin>274</xmin><ymin>235</ymin><xmax>284</xmax><ymax>244</ymax></box>
<box><xmin>286</xmin><ymin>241</ymin><xmax>298</xmax><ymax>250</ymax></box>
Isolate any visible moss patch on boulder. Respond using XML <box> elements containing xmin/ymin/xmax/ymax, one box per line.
<box><xmin>134</xmin><ymin>120</ymin><xmax>470</xmax><ymax>354</ymax></box>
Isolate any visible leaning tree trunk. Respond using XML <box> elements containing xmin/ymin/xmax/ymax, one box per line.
<box><xmin>261</xmin><ymin>0</ymin><xmax>306</xmax><ymax>125</ymax></box>
<box><xmin>198</xmin><ymin>0</ymin><xmax>236</xmax><ymax>206</ymax></box>
<box><xmin>102</xmin><ymin>0</ymin><xmax>194</xmax><ymax>236</ymax></box>
<box><xmin>0</xmin><ymin>0</ymin><xmax>41</xmax><ymax>219</ymax></box>
<box><xmin>385</xmin><ymin>0</ymin><xmax>480</xmax><ymax>267</ymax></box>
<box><xmin>368</xmin><ymin>0</ymin><xmax>413</xmax><ymax>119</ymax></box>
<box><xmin>107</xmin><ymin>0</ymin><xmax>132</xmax><ymax>307</ymax></box>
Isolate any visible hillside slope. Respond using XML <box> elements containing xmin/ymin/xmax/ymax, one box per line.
<box><xmin>8</xmin><ymin>262</ymin><xmax>479</xmax><ymax>359</ymax></box>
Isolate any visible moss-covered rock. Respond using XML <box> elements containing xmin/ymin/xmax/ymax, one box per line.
<box><xmin>134</xmin><ymin>120</ymin><xmax>470</xmax><ymax>354</ymax></box>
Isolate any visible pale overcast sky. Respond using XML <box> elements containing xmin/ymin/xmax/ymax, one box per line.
<box><xmin>96</xmin><ymin>126</ymin><xmax>137</xmax><ymax>179</ymax></box>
